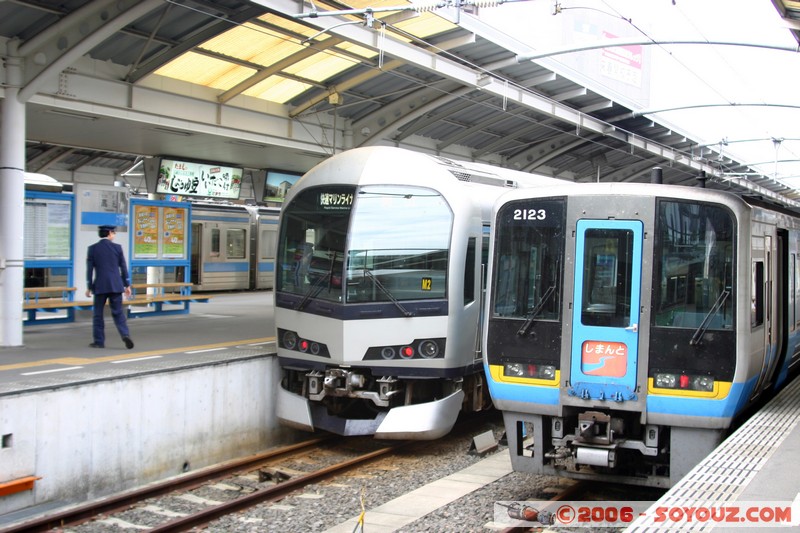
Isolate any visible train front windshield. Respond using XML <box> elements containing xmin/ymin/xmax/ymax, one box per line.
<box><xmin>277</xmin><ymin>185</ymin><xmax>452</xmax><ymax>304</ymax></box>
<box><xmin>653</xmin><ymin>200</ymin><xmax>734</xmax><ymax>329</ymax></box>
<box><xmin>492</xmin><ymin>199</ymin><xmax>565</xmax><ymax>320</ymax></box>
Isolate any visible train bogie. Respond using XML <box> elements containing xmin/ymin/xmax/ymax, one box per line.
<box><xmin>485</xmin><ymin>183</ymin><xmax>800</xmax><ymax>487</ymax></box>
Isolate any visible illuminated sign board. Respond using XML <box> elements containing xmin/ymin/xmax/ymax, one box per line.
<box><xmin>155</xmin><ymin>159</ymin><xmax>242</xmax><ymax>199</ymax></box>
<box><xmin>318</xmin><ymin>191</ymin><xmax>354</xmax><ymax>210</ymax></box>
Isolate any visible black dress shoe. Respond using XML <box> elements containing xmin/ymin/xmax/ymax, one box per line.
<box><xmin>123</xmin><ymin>337</ymin><xmax>134</xmax><ymax>349</ymax></box>
<box><xmin>89</xmin><ymin>343</ymin><xmax>104</xmax><ymax>348</ymax></box>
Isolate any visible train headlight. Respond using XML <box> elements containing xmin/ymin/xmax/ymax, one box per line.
<box><xmin>654</xmin><ymin>372</ymin><xmax>714</xmax><ymax>392</ymax></box>
<box><xmin>504</xmin><ymin>363</ymin><xmax>525</xmax><ymax>377</ymax></box>
<box><xmin>418</xmin><ymin>340</ymin><xmax>439</xmax><ymax>359</ymax></box>
<box><xmin>655</xmin><ymin>373</ymin><xmax>677</xmax><ymax>388</ymax></box>
<box><xmin>282</xmin><ymin>330</ymin><xmax>298</xmax><ymax>350</ymax></box>
<box><xmin>364</xmin><ymin>338</ymin><xmax>446</xmax><ymax>361</ymax></box>
<box><xmin>503</xmin><ymin>364</ymin><xmax>556</xmax><ymax>380</ymax></box>
<box><xmin>299</xmin><ymin>339</ymin><xmax>309</xmax><ymax>352</ymax></box>
<box><xmin>692</xmin><ymin>375</ymin><xmax>715</xmax><ymax>392</ymax></box>
<box><xmin>539</xmin><ymin>365</ymin><xmax>556</xmax><ymax>380</ymax></box>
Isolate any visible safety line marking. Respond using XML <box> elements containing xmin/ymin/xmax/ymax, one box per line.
<box><xmin>110</xmin><ymin>356</ymin><xmax>163</xmax><ymax>363</ymax></box>
<box><xmin>185</xmin><ymin>348</ymin><xmax>227</xmax><ymax>354</ymax></box>
<box><xmin>21</xmin><ymin>366</ymin><xmax>84</xmax><ymax>376</ymax></box>
<box><xmin>0</xmin><ymin>337</ymin><xmax>275</xmax><ymax>372</ymax></box>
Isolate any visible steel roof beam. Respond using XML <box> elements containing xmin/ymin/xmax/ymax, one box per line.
<box><xmin>264</xmin><ymin>1</ymin><xmax>728</xmax><ymax>179</ymax></box>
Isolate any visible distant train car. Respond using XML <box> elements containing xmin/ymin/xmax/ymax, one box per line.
<box><xmin>484</xmin><ymin>182</ymin><xmax>800</xmax><ymax>487</ymax></box>
<box><xmin>273</xmin><ymin>146</ymin><xmax>563</xmax><ymax>440</ymax></box>
<box><xmin>190</xmin><ymin>202</ymin><xmax>279</xmax><ymax>291</ymax></box>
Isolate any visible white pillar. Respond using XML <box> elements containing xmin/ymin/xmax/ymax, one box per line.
<box><xmin>0</xmin><ymin>44</ymin><xmax>26</xmax><ymax>347</ymax></box>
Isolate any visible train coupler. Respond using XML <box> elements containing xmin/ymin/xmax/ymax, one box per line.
<box><xmin>305</xmin><ymin>368</ymin><xmax>399</xmax><ymax>407</ymax></box>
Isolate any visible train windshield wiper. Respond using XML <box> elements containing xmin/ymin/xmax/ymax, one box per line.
<box><xmin>297</xmin><ymin>252</ymin><xmax>338</xmax><ymax>311</ymax></box>
<box><xmin>689</xmin><ymin>289</ymin><xmax>731</xmax><ymax>345</ymax></box>
<box><xmin>363</xmin><ymin>268</ymin><xmax>414</xmax><ymax>317</ymax></box>
<box><xmin>517</xmin><ymin>285</ymin><xmax>556</xmax><ymax>336</ymax></box>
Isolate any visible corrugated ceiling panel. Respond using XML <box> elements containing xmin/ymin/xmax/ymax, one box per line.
<box><xmin>200</xmin><ymin>23</ymin><xmax>293</xmax><ymax>64</ymax></box>
<box><xmin>335</xmin><ymin>40</ymin><xmax>379</xmax><ymax>59</ymax></box>
<box><xmin>155</xmin><ymin>51</ymin><xmax>255</xmax><ymax>87</ymax></box>
<box><xmin>394</xmin><ymin>11</ymin><xmax>457</xmax><ymax>38</ymax></box>
<box><xmin>244</xmin><ymin>77</ymin><xmax>313</xmax><ymax>103</ymax></box>
<box><xmin>285</xmin><ymin>53</ymin><xmax>358</xmax><ymax>83</ymax></box>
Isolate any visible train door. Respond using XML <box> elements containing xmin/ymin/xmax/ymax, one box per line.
<box><xmin>754</xmin><ymin>232</ymin><xmax>784</xmax><ymax>393</ymax></box>
<box><xmin>474</xmin><ymin>224</ymin><xmax>491</xmax><ymax>364</ymax></box>
<box><xmin>191</xmin><ymin>223</ymin><xmax>202</xmax><ymax>285</ymax></box>
<box><xmin>569</xmin><ymin>219</ymin><xmax>643</xmax><ymax>401</ymax></box>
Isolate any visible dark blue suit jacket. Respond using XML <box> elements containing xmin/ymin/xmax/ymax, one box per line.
<box><xmin>86</xmin><ymin>238</ymin><xmax>130</xmax><ymax>294</ymax></box>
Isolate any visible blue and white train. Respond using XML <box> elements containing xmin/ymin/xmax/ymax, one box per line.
<box><xmin>273</xmin><ymin>146</ymin><xmax>562</xmax><ymax>439</ymax></box>
<box><xmin>484</xmin><ymin>181</ymin><xmax>800</xmax><ymax>487</ymax></box>
<box><xmin>189</xmin><ymin>202</ymin><xmax>279</xmax><ymax>291</ymax></box>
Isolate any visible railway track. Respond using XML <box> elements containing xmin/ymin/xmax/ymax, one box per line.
<box><xmin>4</xmin><ymin>436</ymin><xmax>410</xmax><ymax>533</ymax></box>
<box><xmin>8</xmin><ymin>412</ymin><xmax>666</xmax><ymax>533</ymax></box>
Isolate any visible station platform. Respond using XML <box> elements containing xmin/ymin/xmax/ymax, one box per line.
<box><xmin>0</xmin><ymin>290</ymin><xmax>277</xmax><ymax>396</ymax></box>
<box><xmin>626</xmin><ymin>375</ymin><xmax>800</xmax><ymax>531</ymax></box>
<box><xmin>1</xmin><ymin>290</ymin><xmax>282</xmax><ymax>523</ymax></box>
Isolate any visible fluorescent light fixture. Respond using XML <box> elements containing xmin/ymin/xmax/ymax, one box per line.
<box><xmin>46</xmin><ymin>109</ymin><xmax>98</xmax><ymax>121</ymax></box>
<box><xmin>152</xmin><ymin>127</ymin><xmax>193</xmax><ymax>136</ymax></box>
<box><xmin>227</xmin><ymin>139</ymin><xmax>267</xmax><ymax>148</ymax></box>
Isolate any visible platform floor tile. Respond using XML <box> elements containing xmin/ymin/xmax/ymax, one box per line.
<box><xmin>324</xmin><ymin>452</ymin><xmax>512</xmax><ymax>533</ymax></box>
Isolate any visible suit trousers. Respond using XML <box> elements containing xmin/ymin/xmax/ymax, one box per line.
<box><xmin>92</xmin><ymin>292</ymin><xmax>130</xmax><ymax>345</ymax></box>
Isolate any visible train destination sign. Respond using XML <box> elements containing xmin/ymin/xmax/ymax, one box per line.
<box><xmin>318</xmin><ymin>191</ymin><xmax>354</xmax><ymax>210</ymax></box>
<box><xmin>155</xmin><ymin>159</ymin><xmax>242</xmax><ymax>199</ymax></box>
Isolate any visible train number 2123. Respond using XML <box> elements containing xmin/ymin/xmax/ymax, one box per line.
<box><xmin>513</xmin><ymin>208</ymin><xmax>547</xmax><ymax>221</ymax></box>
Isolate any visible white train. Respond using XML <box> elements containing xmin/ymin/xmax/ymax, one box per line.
<box><xmin>273</xmin><ymin>146</ymin><xmax>563</xmax><ymax>439</ymax></box>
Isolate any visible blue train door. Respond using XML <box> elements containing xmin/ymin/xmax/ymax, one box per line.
<box><xmin>569</xmin><ymin>219</ymin><xmax>643</xmax><ymax>402</ymax></box>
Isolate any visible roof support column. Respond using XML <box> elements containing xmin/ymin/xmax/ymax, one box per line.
<box><xmin>0</xmin><ymin>42</ymin><xmax>26</xmax><ymax>347</ymax></box>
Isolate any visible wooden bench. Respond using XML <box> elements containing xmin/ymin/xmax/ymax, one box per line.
<box><xmin>23</xmin><ymin>283</ymin><xmax>211</xmax><ymax>322</ymax></box>
<box><xmin>126</xmin><ymin>282</ymin><xmax>210</xmax><ymax>316</ymax></box>
<box><xmin>23</xmin><ymin>287</ymin><xmax>92</xmax><ymax>323</ymax></box>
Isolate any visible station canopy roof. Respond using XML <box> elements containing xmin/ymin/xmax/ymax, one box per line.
<box><xmin>3</xmin><ymin>0</ymin><xmax>798</xmax><ymax>207</ymax></box>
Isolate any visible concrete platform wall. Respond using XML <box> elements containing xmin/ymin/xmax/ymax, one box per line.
<box><xmin>0</xmin><ymin>355</ymin><xmax>290</xmax><ymax>516</ymax></box>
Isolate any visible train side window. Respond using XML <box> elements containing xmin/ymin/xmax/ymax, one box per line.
<box><xmin>227</xmin><ymin>228</ymin><xmax>246</xmax><ymax>259</ymax></box>
<box><xmin>464</xmin><ymin>237</ymin><xmax>476</xmax><ymax>305</ymax></box>
<box><xmin>792</xmin><ymin>253</ymin><xmax>797</xmax><ymax>331</ymax></box>
<box><xmin>795</xmin><ymin>253</ymin><xmax>800</xmax><ymax>329</ymax></box>
<box><xmin>261</xmin><ymin>228</ymin><xmax>277</xmax><ymax>260</ymax></box>
<box><xmin>752</xmin><ymin>260</ymin><xmax>764</xmax><ymax>327</ymax></box>
<box><xmin>210</xmin><ymin>228</ymin><xmax>220</xmax><ymax>257</ymax></box>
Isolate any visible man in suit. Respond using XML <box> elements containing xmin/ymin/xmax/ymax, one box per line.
<box><xmin>86</xmin><ymin>225</ymin><xmax>134</xmax><ymax>349</ymax></box>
